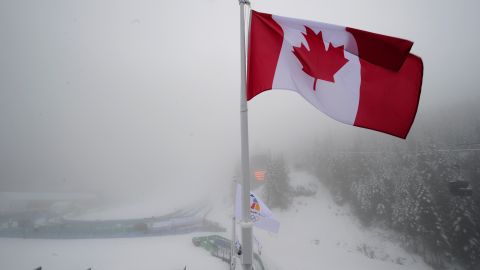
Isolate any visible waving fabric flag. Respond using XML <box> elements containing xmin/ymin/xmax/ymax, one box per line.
<box><xmin>235</xmin><ymin>184</ymin><xmax>280</xmax><ymax>233</ymax></box>
<box><xmin>247</xmin><ymin>10</ymin><xmax>423</xmax><ymax>138</ymax></box>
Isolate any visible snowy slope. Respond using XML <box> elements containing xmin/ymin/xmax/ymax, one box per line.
<box><xmin>210</xmin><ymin>170</ymin><xmax>434</xmax><ymax>270</ymax></box>
<box><xmin>0</xmin><ymin>234</ymin><xmax>225</xmax><ymax>270</ymax></box>
<box><xmin>251</xmin><ymin>171</ymin><xmax>433</xmax><ymax>270</ymax></box>
<box><xmin>0</xmin><ymin>170</ymin><xmax>434</xmax><ymax>270</ymax></box>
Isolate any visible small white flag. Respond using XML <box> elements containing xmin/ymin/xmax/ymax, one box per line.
<box><xmin>235</xmin><ymin>184</ymin><xmax>280</xmax><ymax>233</ymax></box>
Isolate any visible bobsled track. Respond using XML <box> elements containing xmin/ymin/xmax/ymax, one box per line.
<box><xmin>0</xmin><ymin>207</ymin><xmax>225</xmax><ymax>239</ymax></box>
<box><xmin>192</xmin><ymin>235</ymin><xmax>266</xmax><ymax>270</ymax></box>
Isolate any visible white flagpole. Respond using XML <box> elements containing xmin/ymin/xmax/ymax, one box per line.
<box><xmin>238</xmin><ymin>0</ymin><xmax>253</xmax><ymax>269</ymax></box>
<box><xmin>230</xmin><ymin>177</ymin><xmax>237</xmax><ymax>270</ymax></box>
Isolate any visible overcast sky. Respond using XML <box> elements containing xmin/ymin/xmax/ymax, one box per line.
<box><xmin>0</xmin><ymin>0</ymin><xmax>479</xmax><ymax>200</ymax></box>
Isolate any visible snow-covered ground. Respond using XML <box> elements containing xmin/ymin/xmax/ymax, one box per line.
<box><xmin>0</xmin><ymin>234</ymin><xmax>224</xmax><ymax>270</ymax></box>
<box><xmin>213</xmin><ymin>171</ymin><xmax>434</xmax><ymax>270</ymax></box>
<box><xmin>0</xmin><ymin>170</ymin><xmax>434</xmax><ymax>270</ymax></box>
<box><xmin>252</xmin><ymin>172</ymin><xmax>433</xmax><ymax>270</ymax></box>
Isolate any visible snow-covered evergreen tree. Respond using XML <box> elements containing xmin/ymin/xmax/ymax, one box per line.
<box><xmin>263</xmin><ymin>154</ymin><xmax>292</xmax><ymax>210</ymax></box>
<box><xmin>448</xmin><ymin>197</ymin><xmax>480</xmax><ymax>270</ymax></box>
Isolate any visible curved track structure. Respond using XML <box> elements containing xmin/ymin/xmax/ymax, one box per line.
<box><xmin>0</xmin><ymin>209</ymin><xmax>224</xmax><ymax>239</ymax></box>
<box><xmin>192</xmin><ymin>235</ymin><xmax>265</xmax><ymax>270</ymax></box>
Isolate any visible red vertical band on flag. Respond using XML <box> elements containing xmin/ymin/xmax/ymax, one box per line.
<box><xmin>247</xmin><ymin>11</ymin><xmax>284</xmax><ymax>100</ymax></box>
<box><xmin>354</xmin><ymin>54</ymin><xmax>423</xmax><ymax>138</ymax></box>
<box><xmin>346</xmin><ymin>27</ymin><xmax>413</xmax><ymax>71</ymax></box>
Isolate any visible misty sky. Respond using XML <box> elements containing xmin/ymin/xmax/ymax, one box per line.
<box><xmin>1</xmin><ymin>0</ymin><xmax>479</xmax><ymax>199</ymax></box>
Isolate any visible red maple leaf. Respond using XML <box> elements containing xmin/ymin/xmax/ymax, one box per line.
<box><xmin>292</xmin><ymin>27</ymin><xmax>349</xmax><ymax>90</ymax></box>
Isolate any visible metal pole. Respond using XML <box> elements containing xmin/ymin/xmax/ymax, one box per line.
<box><xmin>231</xmin><ymin>215</ymin><xmax>236</xmax><ymax>270</ymax></box>
<box><xmin>230</xmin><ymin>177</ymin><xmax>237</xmax><ymax>270</ymax></box>
<box><xmin>238</xmin><ymin>1</ymin><xmax>252</xmax><ymax>269</ymax></box>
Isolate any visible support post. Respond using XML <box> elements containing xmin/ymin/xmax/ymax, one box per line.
<box><xmin>231</xmin><ymin>215</ymin><xmax>236</xmax><ymax>270</ymax></box>
<box><xmin>238</xmin><ymin>1</ymin><xmax>252</xmax><ymax>270</ymax></box>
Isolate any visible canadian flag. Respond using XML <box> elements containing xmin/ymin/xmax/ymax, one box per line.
<box><xmin>247</xmin><ymin>11</ymin><xmax>423</xmax><ymax>139</ymax></box>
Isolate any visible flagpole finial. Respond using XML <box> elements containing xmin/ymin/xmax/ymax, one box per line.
<box><xmin>238</xmin><ymin>0</ymin><xmax>250</xmax><ymax>6</ymax></box>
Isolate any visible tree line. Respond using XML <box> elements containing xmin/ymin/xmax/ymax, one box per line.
<box><xmin>303</xmin><ymin>100</ymin><xmax>480</xmax><ymax>270</ymax></box>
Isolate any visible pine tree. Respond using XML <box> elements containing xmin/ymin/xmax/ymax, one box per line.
<box><xmin>391</xmin><ymin>167</ymin><xmax>418</xmax><ymax>248</ymax></box>
<box><xmin>448</xmin><ymin>197</ymin><xmax>480</xmax><ymax>270</ymax></box>
<box><xmin>263</xmin><ymin>154</ymin><xmax>292</xmax><ymax>210</ymax></box>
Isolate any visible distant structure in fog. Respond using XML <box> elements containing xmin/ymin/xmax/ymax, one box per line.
<box><xmin>0</xmin><ymin>192</ymin><xmax>97</xmax><ymax>213</ymax></box>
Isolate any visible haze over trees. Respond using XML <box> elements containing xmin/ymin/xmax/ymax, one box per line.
<box><xmin>262</xmin><ymin>154</ymin><xmax>292</xmax><ymax>210</ymax></box>
<box><xmin>300</xmin><ymin>100</ymin><xmax>480</xmax><ymax>270</ymax></box>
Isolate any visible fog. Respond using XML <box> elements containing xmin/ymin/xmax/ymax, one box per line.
<box><xmin>1</xmin><ymin>0</ymin><xmax>479</xmax><ymax>203</ymax></box>
<box><xmin>1</xmin><ymin>1</ymin><xmax>480</xmax><ymax>270</ymax></box>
